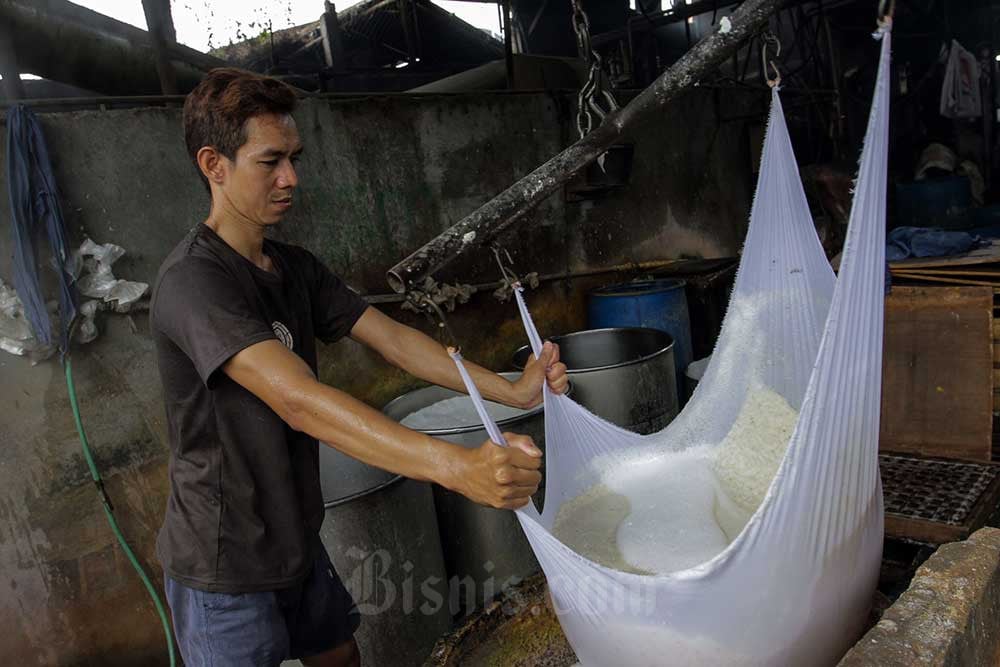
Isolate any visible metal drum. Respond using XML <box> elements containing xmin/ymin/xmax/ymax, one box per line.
<box><xmin>382</xmin><ymin>373</ymin><xmax>554</xmax><ymax>616</ymax></box>
<box><xmin>513</xmin><ymin>327</ymin><xmax>678</xmax><ymax>434</ymax></box>
<box><xmin>318</xmin><ymin>445</ymin><xmax>451</xmax><ymax>667</ymax></box>
<box><xmin>587</xmin><ymin>279</ymin><xmax>692</xmax><ymax>401</ymax></box>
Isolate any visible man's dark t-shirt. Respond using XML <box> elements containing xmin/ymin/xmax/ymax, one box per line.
<box><xmin>151</xmin><ymin>224</ymin><xmax>368</xmax><ymax>593</ymax></box>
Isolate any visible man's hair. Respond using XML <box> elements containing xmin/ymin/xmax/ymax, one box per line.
<box><xmin>183</xmin><ymin>68</ymin><xmax>298</xmax><ymax>189</ymax></box>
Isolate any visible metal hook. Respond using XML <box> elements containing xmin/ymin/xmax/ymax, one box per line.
<box><xmin>762</xmin><ymin>31</ymin><xmax>781</xmax><ymax>60</ymax></box>
<box><xmin>876</xmin><ymin>0</ymin><xmax>895</xmax><ymax>31</ymax></box>
<box><xmin>491</xmin><ymin>243</ymin><xmax>520</xmax><ymax>288</ymax></box>
<box><xmin>423</xmin><ymin>292</ymin><xmax>461</xmax><ymax>351</ymax></box>
<box><xmin>761</xmin><ymin>31</ymin><xmax>782</xmax><ymax>88</ymax></box>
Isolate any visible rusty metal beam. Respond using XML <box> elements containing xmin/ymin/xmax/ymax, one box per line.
<box><xmin>141</xmin><ymin>0</ymin><xmax>178</xmax><ymax>95</ymax></box>
<box><xmin>387</xmin><ymin>0</ymin><xmax>784</xmax><ymax>293</ymax></box>
<box><xmin>0</xmin><ymin>0</ymin><xmax>227</xmax><ymax>95</ymax></box>
<box><xmin>320</xmin><ymin>1</ymin><xmax>347</xmax><ymax>70</ymax></box>
<box><xmin>502</xmin><ymin>0</ymin><xmax>514</xmax><ymax>88</ymax></box>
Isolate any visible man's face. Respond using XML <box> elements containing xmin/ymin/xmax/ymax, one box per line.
<box><xmin>216</xmin><ymin>113</ymin><xmax>303</xmax><ymax>226</ymax></box>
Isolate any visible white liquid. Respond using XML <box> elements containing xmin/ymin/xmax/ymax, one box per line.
<box><xmin>552</xmin><ymin>484</ymin><xmax>649</xmax><ymax>575</ymax></box>
<box><xmin>552</xmin><ymin>387</ymin><xmax>798</xmax><ymax>575</ymax></box>
<box><xmin>611</xmin><ymin>452</ymin><xmax>736</xmax><ymax>574</ymax></box>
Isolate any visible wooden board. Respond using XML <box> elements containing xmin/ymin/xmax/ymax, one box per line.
<box><xmin>880</xmin><ymin>286</ymin><xmax>994</xmax><ymax>462</ymax></box>
<box><xmin>994</xmin><ymin>288</ymin><xmax>1000</xmax><ymax>413</ymax></box>
<box><xmin>897</xmin><ymin>267</ymin><xmax>1000</xmax><ymax>278</ymax></box>
<box><xmin>891</xmin><ymin>271</ymin><xmax>1000</xmax><ymax>287</ymax></box>
<box><xmin>889</xmin><ymin>240</ymin><xmax>1000</xmax><ymax>270</ymax></box>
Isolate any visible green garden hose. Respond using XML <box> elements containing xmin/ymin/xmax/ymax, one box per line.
<box><xmin>64</xmin><ymin>358</ymin><xmax>177</xmax><ymax>667</ymax></box>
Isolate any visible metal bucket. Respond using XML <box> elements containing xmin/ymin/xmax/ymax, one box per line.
<box><xmin>587</xmin><ymin>279</ymin><xmax>692</xmax><ymax>401</ymax></box>
<box><xmin>318</xmin><ymin>445</ymin><xmax>451</xmax><ymax>666</ymax></box>
<box><xmin>513</xmin><ymin>327</ymin><xmax>678</xmax><ymax>434</ymax></box>
<box><xmin>382</xmin><ymin>372</ymin><xmax>555</xmax><ymax>616</ymax></box>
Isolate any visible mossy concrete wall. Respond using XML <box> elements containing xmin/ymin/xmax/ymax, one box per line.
<box><xmin>0</xmin><ymin>88</ymin><xmax>756</xmax><ymax>664</ymax></box>
<box><xmin>840</xmin><ymin>528</ymin><xmax>1000</xmax><ymax>667</ymax></box>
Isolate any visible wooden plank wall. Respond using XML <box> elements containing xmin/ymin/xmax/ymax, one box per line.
<box><xmin>880</xmin><ymin>286</ymin><xmax>994</xmax><ymax>462</ymax></box>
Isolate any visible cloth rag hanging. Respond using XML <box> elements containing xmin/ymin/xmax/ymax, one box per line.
<box><xmin>939</xmin><ymin>39</ymin><xmax>981</xmax><ymax>120</ymax></box>
<box><xmin>6</xmin><ymin>104</ymin><xmax>77</xmax><ymax>354</ymax></box>
<box><xmin>451</xmin><ymin>22</ymin><xmax>893</xmax><ymax>667</ymax></box>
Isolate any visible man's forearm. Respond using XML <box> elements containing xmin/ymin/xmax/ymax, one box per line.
<box><xmin>286</xmin><ymin>377</ymin><xmax>470</xmax><ymax>489</ymax></box>
<box><xmin>386</xmin><ymin>324</ymin><xmax>524</xmax><ymax>407</ymax></box>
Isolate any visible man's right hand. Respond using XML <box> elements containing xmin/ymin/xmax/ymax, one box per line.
<box><xmin>452</xmin><ymin>433</ymin><xmax>542</xmax><ymax>510</ymax></box>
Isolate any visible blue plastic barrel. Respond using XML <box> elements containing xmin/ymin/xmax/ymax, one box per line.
<box><xmin>587</xmin><ymin>279</ymin><xmax>693</xmax><ymax>399</ymax></box>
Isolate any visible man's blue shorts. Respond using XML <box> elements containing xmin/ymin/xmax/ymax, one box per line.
<box><xmin>165</xmin><ymin>538</ymin><xmax>360</xmax><ymax>666</ymax></box>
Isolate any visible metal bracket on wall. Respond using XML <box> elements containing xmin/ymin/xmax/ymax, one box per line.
<box><xmin>564</xmin><ymin>142</ymin><xmax>635</xmax><ymax>201</ymax></box>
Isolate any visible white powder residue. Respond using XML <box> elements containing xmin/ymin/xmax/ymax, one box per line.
<box><xmin>711</xmin><ymin>387</ymin><xmax>798</xmax><ymax>514</ymax></box>
<box><xmin>552</xmin><ymin>484</ymin><xmax>650</xmax><ymax>575</ymax></box>
<box><xmin>400</xmin><ymin>395</ymin><xmax>529</xmax><ymax>431</ymax></box>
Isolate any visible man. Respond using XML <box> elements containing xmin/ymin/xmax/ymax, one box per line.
<box><xmin>151</xmin><ymin>68</ymin><xmax>568</xmax><ymax>667</ymax></box>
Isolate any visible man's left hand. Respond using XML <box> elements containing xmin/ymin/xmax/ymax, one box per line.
<box><xmin>511</xmin><ymin>341</ymin><xmax>568</xmax><ymax>409</ymax></box>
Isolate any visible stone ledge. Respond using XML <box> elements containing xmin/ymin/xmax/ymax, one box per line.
<box><xmin>839</xmin><ymin>527</ymin><xmax>1000</xmax><ymax>666</ymax></box>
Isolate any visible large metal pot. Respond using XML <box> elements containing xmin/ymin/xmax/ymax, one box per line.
<box><xmin>382</xmin><ymin>372</ymin><xmax>554</xmax><ymax>617</ymax></box>
<box><xmin>513</xmin><ymin>327</ymin><xmax>678</xmax><ymax>434</ymax></box>
<box><xmin>318</xmin><ymin>445</ymin><xmax>451</xmax><ymax>667</ymax></box>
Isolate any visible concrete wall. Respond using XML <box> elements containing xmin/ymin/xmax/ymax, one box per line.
<box><xmin>840</xmin><ymin>528</ymin><xmax>1000</xmax><ymax>667</ymax></box>
<box><xmin>0</xmin><ymin>88</ymin><xmax>755</xmax><ymax>664</ymax></box>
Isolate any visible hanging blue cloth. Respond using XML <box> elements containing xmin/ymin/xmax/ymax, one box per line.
<box><xmin>6</xmin><ymin>105</ymin><xmax>77</xmax><ymax>354</ymax></box>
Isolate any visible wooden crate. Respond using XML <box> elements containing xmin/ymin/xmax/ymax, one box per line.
<box><xmin>995</xmin><ymin>288</ymin><xmax>1000</xmax><ymax>416</ymax></box>
<box><xmin>880</xmin><ymin>286</ymin><xmax>994</xmax><ymax>462</ymax></box>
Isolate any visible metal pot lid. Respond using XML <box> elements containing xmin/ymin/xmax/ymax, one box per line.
<box><xmin>382</xmin><ymin>371</ymin><xmax>545</xmax><ymax>436</ymax></box>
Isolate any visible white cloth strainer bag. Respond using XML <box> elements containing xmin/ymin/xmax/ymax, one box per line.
<box><xmin>452</xmin><ymin>25</ymin><xmax>891</xmax><ymax>667</ymax></box>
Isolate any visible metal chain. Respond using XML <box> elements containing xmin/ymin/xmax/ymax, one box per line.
<box><xmin>570</xmin><ymin>0</ymin><xmax>619</xmax><ymax>139</ymax></box>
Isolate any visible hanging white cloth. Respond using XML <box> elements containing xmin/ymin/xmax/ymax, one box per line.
<box><xmin>940</xmin><ymin>39</ymin><xmax>982</xmax><ymax>119</ymax></box>
<box><xmin>450</xmin><ymin>22</ymin><xmax>892</xmax><ymax>667</ymax></box>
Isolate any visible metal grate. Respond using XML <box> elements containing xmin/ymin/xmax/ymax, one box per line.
<box><xmin>880</xmin><ymin>454</ymin><xmax>1000</xmax><ymax>526</ymax></box>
